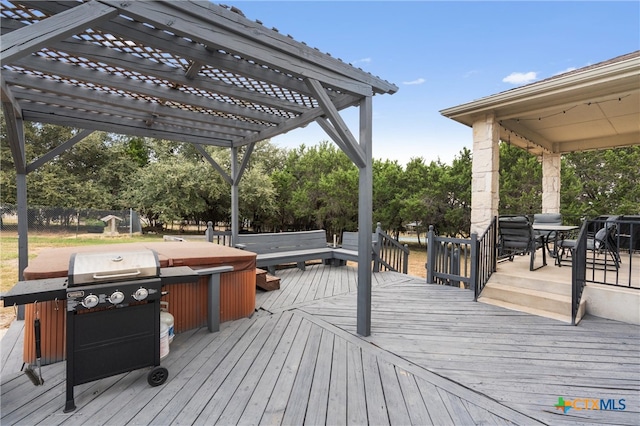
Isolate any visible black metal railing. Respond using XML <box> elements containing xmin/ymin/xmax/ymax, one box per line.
<box><xmin>475</xmin><ymin>217</ymin><xmax>498</xmax><ymax>300</ymax></box>
<box><xmin>567</xmin><ymin>217</ymin><xmax>639</xmax><ymax>324</ymax></box>
<box><xmin>374</xmin><ymin>223</ymin><xmax>410</xmax><ymax>274</ymax></box>
<box><xmin>425</xmin><ymin>225</ymin><xmax>477</xmax><ymax>289</ymax></box>
<box><xmin>564</xmin><ymin>217</ymin><xmax>639</xmax><ymax>287</ymax></box>
<box><xmin>424</xmin><ymin>219</ymin><xmax>496</xmax><ymax>297</ymax></box>
<box><xmin>571</xmin><ymin>222</ymin><xmax>588</xmax><ymax>325</ymax></box>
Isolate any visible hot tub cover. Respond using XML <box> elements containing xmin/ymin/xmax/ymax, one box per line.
<box><xmin>23</xmin><ymin>242</ymin><xmax>255</xmax><ymax>280</ymax></box>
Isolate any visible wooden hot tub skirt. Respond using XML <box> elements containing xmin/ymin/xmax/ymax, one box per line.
<box><xmin>23</xmin><ymin>269</ymin><xmax>256</xmax><ymax>365</ymax></box>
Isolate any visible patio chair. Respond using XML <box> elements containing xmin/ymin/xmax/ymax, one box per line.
<box><xmin>556</xmin><ymin>220</ymin><xmax>621</xmax><ymax>268</ymax></box>
<box><xmin>498</xmin><ymin>215</ymin><xmax>547</xmax><ymax>271</ymax></box>
<box><xmin>533</xmin><ymin>213</ymin><xmax>563</xmax><ymax>239</ymax></box>
<box><xmin>533</xmin><ymin>213</ymin><xmax>563</xmax><ymax>256</ymax></box>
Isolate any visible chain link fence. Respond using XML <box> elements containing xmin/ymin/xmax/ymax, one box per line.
<box><xmin>1</xmin><ymin>205</ymin><xmax>142</xmax><ymax>236</ymax></box>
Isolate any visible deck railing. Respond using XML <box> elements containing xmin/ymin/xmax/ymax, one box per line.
<box><xmin>374</xmin><ymin>223</ymin><xmax>410</xmax><ymax>274</ymax></box>
<box><xmin>569</xmin><ymin>217</ymin><xmax>639</xmax><ymax>324</ymax></box>
<box><xmin>571</xmin><ymin>222</ymin><xmax>588</xmax><ymax>325</ymax></box>
<box><xmin>205</xmin><ymin>222</ymin><xmax>233</xmax><ymax>246</ymax></box>
<box><xmin>425</xmin><ymin>220</ymin><xmax>496</xmax><ymax>298</ymax></box>
<box><xmin>475</xmin><ymin>217</ymin><xmax>498</xmax><ymax>300</ymax></box>
<box><xmin>425</xmin><ymin>226</ymin><xmax>476</xmax><ymax>289</ymax></box>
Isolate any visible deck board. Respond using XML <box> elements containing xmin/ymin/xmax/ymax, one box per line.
<box><xmin>1</xmin><ymin>264</ymin><xmax>638</xmax><ymax>425</ymax></box>
<box><xmin>299</xmin><ymin>268</ymin><xmax>640</xmax><ymax>426</ymax></box>
<box><xmin>303</xmin><ymin>328</ymin><xmax>333</xmax><ymax>425</ymax></box>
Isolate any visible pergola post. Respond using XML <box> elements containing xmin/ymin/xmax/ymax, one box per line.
<box><xmin>230</xmin><ymin>146</ymin><xmax>239</xmax><ymax>245</ymax></box>
<box><xmin>541</xmin><ymin>152</ymin><xmax>561</xmax><ymax>214</ymax></box>
<box><xmin>3</xmin><ymin>109</ymin><xmax>27</xmax><ymax>319</ymax></box>
<box><xmin>357</xmin><ymin>96</ymin><xmax>373</xmax><ymax>337</ymax></box>
<box><xmin>470</xmin><ymin>113</ymin><xmax>500</xmax><ymax>235</ymax></box>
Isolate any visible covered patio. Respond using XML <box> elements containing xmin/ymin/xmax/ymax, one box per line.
<box><xmin>440</xmin><ymin>50</ymin><xmax>640</xmax><ymax>234</ymax></box>
<box><xmin>438</xmin><ymin>51</ymin><xmax>640</xmax><ymax>326</ymax></box>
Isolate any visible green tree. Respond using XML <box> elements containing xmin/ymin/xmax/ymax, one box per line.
<box><xmin>123</xmin><ymin>159</ymin><xmax>224</xmax><ymax>229</ymax></box>
<box><xmin>440</xmin><ymin>147</ymin><xmax>472</xmax><ymax>237</ymax></box>
<box><xmin>280</xmin><ymin>141</ymin><xmax>357</xmax><ymax>231</ymax></box>
<box><xmin>239</xmin><ymin>164</ymin><xmax>277</xmax><ymax>232</ymax></box>
<box><xmin>373</xmin><ymin>159</ymin><xmax>405</xmax><ymax>236</ymax></box>
<box><xmin>317</xmin><ymin>166</ymin><xmax>359</xmax><ymax>235</ymax></box>
<box><xmin>499</xmin><ymin>143</ymin><xmax>542</xmax><ymax>215</ymax></box>
<box><xmin>563</xmin><ymin>146</ymin><xmax>640</xmax><ymax>218</ymax></box>
<box><xmin>399</xmin><ymin>157</ymin><xmax>431</xmax><ymax>241</ymax></box>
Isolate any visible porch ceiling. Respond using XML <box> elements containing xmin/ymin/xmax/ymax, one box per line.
<box><xmin>1</xmin><ymin>0</ymin><xmax>397</xmax><ymax>153</ymax></box>
<box><xmin>440</xmin><ymin>51</ymin><xmax>640</xmax><ymax>156</ymax></box>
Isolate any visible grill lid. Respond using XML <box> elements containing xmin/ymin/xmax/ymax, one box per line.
<box><xmin>68</xmin><ymin>249</ymin><xmax>160</xmax><ymax>287</ymax></box>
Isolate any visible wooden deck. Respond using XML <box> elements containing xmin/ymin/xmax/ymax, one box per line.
<box><xmin>1</xmin><ymin>264</ymin><xmax>638</xmax><ymax>425</ymax></box>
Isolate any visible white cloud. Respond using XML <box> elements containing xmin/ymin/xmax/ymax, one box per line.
<box><xmin>402</xmin><ymin>78</ymin><xmax>426</xmax><ymax>85</ymax></box>
<box><xmin>352</xmin><ymin>57</ymin><xmax>372</xmax><ymax>65</ymax></box>
<box><xmin>502</xmin><ymin>71</ymin><xmax>537</xmax><ymax>85</ymax></box>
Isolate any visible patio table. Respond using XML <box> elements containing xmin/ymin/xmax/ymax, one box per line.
<box><xmin>532</xmin><ymin>224</ymin><xmax>579</xmax><ymax>260</ymax></box>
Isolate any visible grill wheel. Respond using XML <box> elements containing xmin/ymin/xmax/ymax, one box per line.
<box><xmin>147</xmin><ymin>366</ymin><xmax>169</xmax><ymax>386</ymax></box>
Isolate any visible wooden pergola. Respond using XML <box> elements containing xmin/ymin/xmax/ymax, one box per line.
<box><xmin>0</xmin><ymin>0</ymin><xmax>398</xmax><ymax>336</ymax></box>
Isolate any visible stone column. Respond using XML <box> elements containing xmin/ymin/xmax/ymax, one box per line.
<box><xmin>471</xmin><ymin>113</ymin><xmax>500</xmax><ymax>235</ymax></box>
<box><xmin>541</xmin><ymin>152</ymin><xmax>561</xmax><ymax>213</ymax></box>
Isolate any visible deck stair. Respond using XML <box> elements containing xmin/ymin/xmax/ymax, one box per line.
<box><xmin>479</xmin><ymin>269</ymin><xmax>586</xmax><ymax>324</ymax></box>
<box><xmin>255</xmin><ymin>268</ymin><xmax>280</xmax><ymax>291</ymax></box>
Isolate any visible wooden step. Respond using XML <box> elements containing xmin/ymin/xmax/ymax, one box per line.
<box><xmin>256</xmin><ymin>268</ymin><xmax>267</xmax><ymax>289</ymax></box>
<box><xmin>479</xmin><ymin>281</ymin><xmax>586</xmax><ymax>324</ymax></box>
<box><xmin>256</xmin><ymin>268</ymin><xmax>280</xmax><ymax>291</ymax></box>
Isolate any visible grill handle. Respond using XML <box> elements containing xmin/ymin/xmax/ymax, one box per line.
<box><xmin>92</xmin><ymin>270</ymin><xmax>141</xmax><ymax>280</ymax></box>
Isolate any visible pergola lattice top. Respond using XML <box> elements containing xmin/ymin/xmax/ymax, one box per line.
<box><xmin>1</xmin><ymin>0</ymin><xmax>398</xmax><ymax>151</ymax></box>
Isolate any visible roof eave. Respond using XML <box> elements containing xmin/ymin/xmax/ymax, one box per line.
<box><xmin>439</xmin><ymin>53</ymin><xmax>640</xmax><ymax>126</ymax></box>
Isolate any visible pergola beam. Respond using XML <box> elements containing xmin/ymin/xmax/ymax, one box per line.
<box><xmin>23</xmin><ymin>108</ymin><xmax>234</xmax><ymax>147</ymax></box>
<box><xmin>14</xmin><ymin>55</ymin><xmax>285</xmax><ymax>125</ymax></box>
<box><xmin>2</xmin><ymin>101</ymin><xmax>26</xmax><ymax>174</ymax></box>
<box><xmin>0</xmin><ymin>76</ymin><xmax>22</xmax><ymax>119</ymax></box>
<box><xmin>194</xmin><ymin>145</ymin><xmax>233</xmax><ymax>186</ymax></box>
<box><xmin>43</xmin><ymin>35</ymin><xmax>311</xmax><ymax>115</ymax></box>
<box><xmin>232</xmin><ymin>93</ymin><xmax>359</xmax><ymax>147</ymax></box>
<box><xmin>27</xmin><ymin>129</ymin><xmax>95</xmax><ymax>173</ymax></box>
<box><xmin>5</xmin><ymin>74</ymin><xmax>265</xmax><ymax>136</ymax></box>
<box><xmin>306</xmin><ymin>78</ymin><xmax>366</xmax><ymax>168</ymax></box>
<box><xmin>98</xmin><ymin>0</ymin><xmax>372</xmax><ymax>97</ymax></box>
<box><xmin>316</xmin><ymin>117</ymin><xmax>366</xmax><ymax>169</ymax></box>
<box><xmin>1</xmin><ymin>0</ymin><xmax>117</xmax><ymax>63</ymax></box>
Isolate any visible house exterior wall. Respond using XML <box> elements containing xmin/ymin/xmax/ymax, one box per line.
<box><xmin>584</xmin><ymin>284</ymin><xmax>640</xmax><ymax>325</ymax></box>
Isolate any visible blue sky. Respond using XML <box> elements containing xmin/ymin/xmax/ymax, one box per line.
<box><xmin>227</xmin><ymin>1</ymin><xmax>639</xmax><ymax>166</ymax></box>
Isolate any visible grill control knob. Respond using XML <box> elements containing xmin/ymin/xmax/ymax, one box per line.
<box><xmin>109</xmin><ymin>291</ymin><xmax>125</xmax><ymax>305</ymax></box>
<box><xmin>133</xmin><ymin>287</ymin><xmax>149</xmax><ymax>301</ymax></box>
<box><xmin>82</xmin><ymin>294</ymin><xmax>99</xmax><ymax>309</ymax></box>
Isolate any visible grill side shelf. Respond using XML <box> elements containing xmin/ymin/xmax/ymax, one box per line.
<box><xmin>1</xmin><ymin>267</ymin><xmax>199</xmax><ymax>306</ymax></box>
<box><xmin>159</xmin><ymin>266</ymin><xmax>199</xmax><ymax>285</ymax></box>
<box><xmin>1</xmin><ymin>277</ymin><xmax>67</xmax><ymax>306</ymax></box>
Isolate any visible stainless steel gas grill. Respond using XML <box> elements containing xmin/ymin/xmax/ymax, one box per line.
<box><xmin>64</xmin><ymin>249</ymin><xmax>166</xmax><ymax>413</ymax></box>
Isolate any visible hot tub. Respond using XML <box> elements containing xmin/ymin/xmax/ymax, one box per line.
<box><xmin>19</xmin><ymin>241</ymin><xmax>256</xmax><ymax>365</ymax></box>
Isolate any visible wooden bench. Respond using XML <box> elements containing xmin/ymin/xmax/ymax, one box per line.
<box><xmin>498</xmin><ymin>215</ymin><xmax>547</xmax><ymax>271</ymax></box>
<box><xmin>235</xmin><ymin>230</ymin><xmax>334</xmax><ymax>274</ymax></box>
<box><xmin>332</xmin><ymin>231</ymin><xmax>378</xmax><ymax>264</ymax></box>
